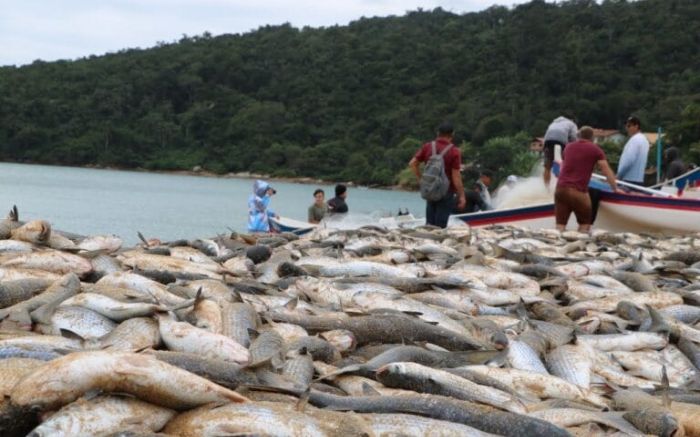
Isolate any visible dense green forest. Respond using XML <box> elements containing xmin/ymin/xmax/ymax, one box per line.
<box><xmin>1</xmin><ymin>0</ymin><xmax>699</xmax><ymax>186</ymax></box>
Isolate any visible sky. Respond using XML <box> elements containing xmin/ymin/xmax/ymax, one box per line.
<box><xmin>0</xmin><ymin>0</ymin><xmax>533</xmax><ymax>67</ymax></box>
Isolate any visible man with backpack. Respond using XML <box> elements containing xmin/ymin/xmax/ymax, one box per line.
<box><xmin>409</xmin><ymin>122</ymin><xmax>466</xmax><ymax>228</ymax></box>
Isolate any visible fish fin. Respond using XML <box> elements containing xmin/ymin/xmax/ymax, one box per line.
<box><xmin>284</xmin><ymin>297</ymin><xmax>298</xmax><ymax>310</ymax></box>
<box><xmin>661</xmin><ymin>365</ymin><xmax>671</xmax><ymax>408</ymax></box>
<box><xmin>247</xmin><ymin>328</ymin><xmax>260</xmax><ymax>340</ymax></box>
<box><xmin>75</xmin><ymin>249</ymin><xmax>109</xmax><ymax>258</ymax></box>
<box><xmin>515</xmin><ymin>298</ymin><xmax>530</xmax><ymax>321</ymax></box>
<box><xmin>295</xmin><ymin>387</ymin><xmax>311</xmax><ymax>412</ymax></box>
<box><xmin>246</xmin><ymin>356</ymin><xmax>274</xmax><ymax>370</ymax></box>
<box><xmin>166</xmin><ymin>298</ymin><xmax>195</xmax><ymax>312</ymax></box>
<box><xmin>29</xmin><ymin>299</ymin><xmax>62</xmax><ymax>325</ymax></box>
<box><xmin>137</xmin><ymin>231</ymin><xmax>149</xmax><ymax>246</ymax></box>
<box><xmin>645</xmin><ymin>304</ymin><xmax>672</xmax><ymax>334</ymax></box>
<box><xmin>262</xmin><ymin>314</ymin><xmax>277</xmax><ymax>327</ymax></box>
<box><xmin>314</xmin><ymin>365</ymin><xmax>361</xmax><ymax>381</ymax></box>
<box><xmin>8</xmin><ymin>205</ymin><xmax>18</xmax><ymax>221</ymax></box>
<box><xmin>401</xmin><ymin>311</ymin><xmax>423</xmax><ymax>317</ymax></box>
<box><xmin>361</xmin><ymin>382</ymin><xmax>382</xmax><ymax>396</ymax></box>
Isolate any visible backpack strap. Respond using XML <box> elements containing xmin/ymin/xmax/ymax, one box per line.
<box><xmin>431</xmin><ymin>141</ymin><xmax>454</xmax><ymax>157</ymax></box>
<box><xmin>438</xmin><ymin>143</ymin><xmax>454</xmax><ymax>157</ymax></box>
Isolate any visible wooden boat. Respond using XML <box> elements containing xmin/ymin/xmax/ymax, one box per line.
<box><xmin>270</xmin><ymin>213</ymin><xmax>424</xmax><ymax>235</ymax></box>
<box><xmin>452</xmin><ymin>170</ymin><xmax>700</xmax><ymax>233</ymax></box>
<box><xmin>270</xmin><ymin>216</ymin><xmax>317</xmax><ymax>235</ymax></box>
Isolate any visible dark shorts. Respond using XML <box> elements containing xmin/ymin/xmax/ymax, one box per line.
<box><xmin>544</xmin><ymin>140</ymin><xmax>566</xmax><ymax>170</ymax></box>
<box><xmin>425</xmin><ymin>193</ymin><xmax>455</xmax><ymax>228</ymax></box>
<box><xmin>555</xmin><ymin>186</ymin><xmax>592</xmax><ymax>225</ymax></box>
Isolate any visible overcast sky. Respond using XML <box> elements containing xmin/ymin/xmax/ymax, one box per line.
<box><xmin>0</xmin><ymin>0</ymin><xmax>534</xmax><ymax>67</ymax></box>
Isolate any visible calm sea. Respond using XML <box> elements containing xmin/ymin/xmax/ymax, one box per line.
<box><xmin>0</xmin><ymin>163</ymin><xmax>425</xmax><ymax>245</ymax></box>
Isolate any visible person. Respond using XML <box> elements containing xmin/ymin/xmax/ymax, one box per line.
<box><xmin>327</xmin><ymin>184</ymin><xmax>349</xmax><ymax>214</ymax></box>
<box><xmin>664</xmin><ymin>147</ymin><xmax>687</xmax><ymax>180</ymax></box>
<box><xmin>409</xmin><ymin>121</ymin><xmax>466</xmax><ymax>228</ymax></box>
<box><xmin>617</xmin><ymin>116</ymin><xmax>650</xmax><ymax>185</ymax></box>
<box><xmin>543</xmin><ymin>113</ymin><xmax>578</xmax><ymax>186</ymax></box>
<box><xmin>555</xmin><ymin>126</ymin><xmax>619</xmax><ymax>232</ymax></box>
<box><xmin>307</xmin><ymin>188</ymin><xmax>328</xmax><ymax>224</ymax></box>
<box><xmin>247</xmin><ymin>180</ymin><xmax>278</xmax><ymax>233</ymax></box>
<box><xmin>494</xmin><ymin>175</ymin><xmax>518</xmax><ymax>205</ymax></box>
<box><xmin>464</xmin><ymin>170</ymin><xmax>494</xmax><ymax>212</ymax></box>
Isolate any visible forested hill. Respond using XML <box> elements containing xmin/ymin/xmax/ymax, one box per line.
<box><xmin>1</xmin><ymin>0</ymin><xmax>699</xmax><ymax>185</ymax></box>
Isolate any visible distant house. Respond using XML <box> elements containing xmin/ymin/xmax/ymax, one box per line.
<box><xmin>593</xmin><ymin>129</ymin><xmax>625</xmax><ymax>144</ymax></box>
<box><xmin>644</xmin><ymin>132</ymin><xmax>663</xmax><ymax>145</ymax></box>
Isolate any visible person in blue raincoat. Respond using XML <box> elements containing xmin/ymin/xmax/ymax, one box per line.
<box><xmin>247</xmin><ymin>180</ymin><xmax>278</xmax><ymax>233</ymax></box>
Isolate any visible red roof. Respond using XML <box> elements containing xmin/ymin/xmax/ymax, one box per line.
<box><xmin>593</xmin><ymin>129</ymin><xmax>621</xmax><ymax>138</ymax></box>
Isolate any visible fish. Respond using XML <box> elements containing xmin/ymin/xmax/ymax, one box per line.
<box><xmin>0</xmin><ymin>357</ymin><xmax>45</xmax><ymax>397</ymax></box>
<box><xmin>86</xmin><ymin>317</ymin><xmax>161</xmax><ymax>351</ymax></box>
<box><xmin>613</xmin><ymin>389</ymin><xmax>700</xmax><ymax>437</ymax></box>
<box><xmin>307</xmin><ymin>391</ymin><xmax>571</xmax><ymax>437</ymax></box>
<box><xmin>157</xmin><ymin>313</ymin><xmax>249</xmax><ymax>364</ymax></box>
<box><xmin>361</xmin><ymin>413</ymin><xmax>497</xmax><ymax>437</ymax></box>
<box><xmin>528</xmin><ymin>408</ymin><xmax>643</xmax><ymax>436</ymax></box>
<box><xmin>147</xmin><ymin>350</ymin><xmax>257</xmax><ymax>389</ymax></box>
<box><xmin>38</xmin><ymin>305</ymin><xmax>117</xmax><ymax>340</ymax></box>
<box><xmin>97</xmin><ymin>271</ymin><xmax>185</xmax><ymax>306</ymax></box>
<box><xmin>264</xmin><ymin>312</ymin><xmax>490</xmax><ymax>351</ymax></box>
<box><xmin>26</xmin><ymin>395</ymin><xmax>175</xmax><ymax>437</ymax></box>
<box><xmin>281</xmin><ymin>346</ymin><xmax>314</xmax><ymax>389</ymax></box>
<box><xmin>10</xmin><ymin>351</ymin><xmax>248</xmax><ymax>411</ymax></box>
<box><xmin>575</xmin><ymin>332</ymin><xmax>668</xmax><ymax>351</ymax></box>
<box><xmin>0</xmin><ymin>250</ymin><xmax>92</xmax><ymax>277</ymax></box>
<box><xmin>546</xmin><ymin>344</ymin><xmax>592</xmax><ymax>389</ymax></box>
<box><xmin>77</xmin><ymin>235</ymin><xmax>123</xmax><ymax>252</ymax></box>
<box><xmin>506</xmin><ymin>339</ymin><xmax>548</xmax><ymax>375</ymax></box>
<box><xmin>61</xmin><ymin>293</ymin><xmax>167</xmax><ymax>321</ymax></box>
<box><xmin>10</xmin><ymin>220</ymin><xmax>51</xmax><ymax>244</ymax></box>
<box><xmin>163</xmin><ymin>401</ymin><xmax>373</xmax><ymax>436</ymax></box>
<box><xmin>0</xmin><ymin>273</ymin><xmax>80</xmax><ymax>321</ymax></box>
<box><xmin>459</xmin><ymin>365</ymin><xmax>609</xmax><ymax>409</ymax></box>
<box><xmin>0</xmin><ymin>278</ymin><xmax>52</xmax><ymax>309</ymax></box>
<box><xmin>376</xmin><ymin>361</ymin><xmax>528</xmax><ymax>413</ymax></box>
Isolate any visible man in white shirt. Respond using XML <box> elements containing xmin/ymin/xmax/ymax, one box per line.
<box><xmin>617</xmin><ymin>116</ymin><xmax>650</xmax><ymax>184</ymax></box>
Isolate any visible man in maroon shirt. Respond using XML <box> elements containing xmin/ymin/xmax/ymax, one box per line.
<box><xmin>409</xmin><ymin>122</ymin><xmax>466</xmax><ymax>228</ymax></box>
<box><xmin>555</xmin><ymin>126</ymin><xmax>619</xmax><ymax>232</ymax></box>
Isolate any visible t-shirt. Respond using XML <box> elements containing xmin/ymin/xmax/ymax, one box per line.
<box><xmin>308</xmin><ymin>203</ymin><xmax>328</xmax><ymax>222</ymax></box>
<box><xmin>544</xmin><ymin>117</ymin><xmax>578</xmax><ymax>144</ymax></box>
<box><xmin>413</xmin><ymin>137</ymin><xmax>462</xmax><ymax>192</ymax></box>
<box><xmin>327</xmin><ymin>196</ymin><xmax>348</xmax><ymax>214</ymax></box>
<box><xmin>617</xmin><ymin>132</ymin><xmax>650</xmax><ymax>183</ymax></box>
<box><xmin>557</xmin><ymin>140</ymin><xmax>606</xmax><ymax>192</ymax></box>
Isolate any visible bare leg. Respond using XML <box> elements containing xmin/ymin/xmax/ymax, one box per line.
<box><xmin>578</xmin><ymin>224</ymin><xmax>591</xmax><ymax>233</ymax></box>
<box><xmin>543</xmin><ymin>168</ymin><xmax>551</xmax><ymax>186</ymax></box>
<box><xmin>556</xmin><ymin>224</ymin><xmax>566</xmax><ymax>231</ymax></box>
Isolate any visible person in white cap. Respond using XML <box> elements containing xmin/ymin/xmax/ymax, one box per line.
<box><xmin>495</xmin><ymin>175</ymin><xmax>518</xmax><ymax>200</ymax></box>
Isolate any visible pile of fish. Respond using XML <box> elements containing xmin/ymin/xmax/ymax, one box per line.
<box><xmin>1</xmin><ymin>205</ymin><xmax>700</xmax><ymax>436</ymax></box>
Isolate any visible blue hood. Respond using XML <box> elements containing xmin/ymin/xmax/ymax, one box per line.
<box><xmin>253</xmin><ymin>180</ymin><xmax>270</xmax><ymax>197</ymax></box>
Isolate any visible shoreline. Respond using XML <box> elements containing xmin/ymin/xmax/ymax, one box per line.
<box><xmin>1</xmin><ymin>160</ymin><xmax>415</xmax><ymax>193</ymax></box>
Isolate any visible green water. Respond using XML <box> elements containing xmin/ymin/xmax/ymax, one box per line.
<box><xmin>0</xmin><ymin>163</ymin><xmax>425</xmax><ymax>244</ymax></box>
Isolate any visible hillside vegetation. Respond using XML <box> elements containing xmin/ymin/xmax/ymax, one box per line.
<box><xmin>1</xmin><ymin>0</ymin><xmax>699</xmax><ymax>185</ymax></box>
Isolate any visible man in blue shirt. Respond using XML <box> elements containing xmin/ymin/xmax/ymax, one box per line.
<box><xmin>617</xmin><ymin>116</ymin><xmax>650</xmax><ymax>184</ymax></box>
